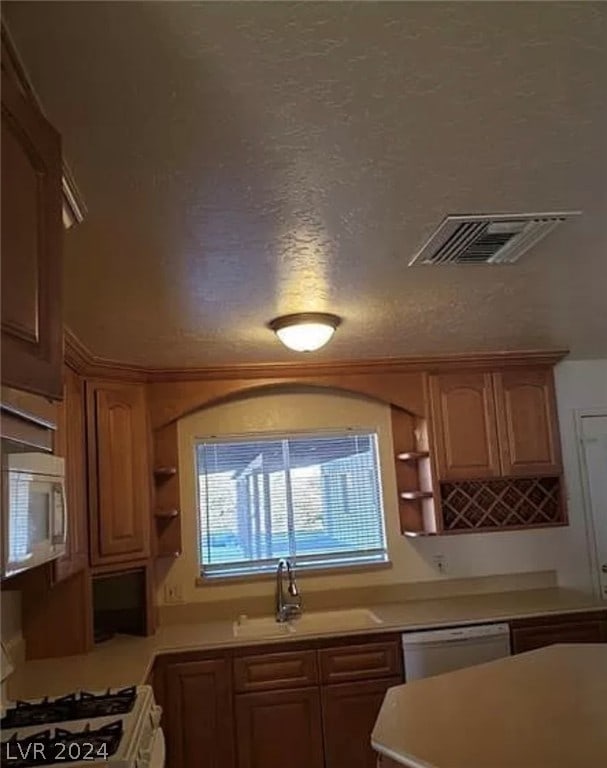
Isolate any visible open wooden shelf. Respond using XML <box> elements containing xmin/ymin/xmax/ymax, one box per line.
<box><xmin>397</xmin><ymin>451</ymin><xmax>430</xmax><ymax>462</ymax></box>
<box><xmin>154</xmin><ymin>466</ymin><xmax>178</xmax><ymax>481</ymax></box>
<box><xmin>154</xmin><ymin>508</ymin><xmax>180</xmax><ymax>520</ymax></box>
<box><xmin>402</xmin><ymin>529</ymin><xmax>438</xmax><ymax>538</ymax></box>
<box><xmin>399</xmin><ymin>490</ymin><xmax>434</xmax><ymax>501</ymax></box>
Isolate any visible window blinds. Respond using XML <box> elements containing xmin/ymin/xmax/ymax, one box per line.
<box><xmin>196</xmin><ymin>431</ymin><xmax>387</xmax><ymax>578</ymax></box>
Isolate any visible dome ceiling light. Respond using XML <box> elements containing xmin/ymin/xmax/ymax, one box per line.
<box><xmin>268</xmin><ymin>312</ymin><xmax>342</xmax><ymax>352</ymax></box>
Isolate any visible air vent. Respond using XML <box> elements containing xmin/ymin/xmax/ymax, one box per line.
<box><xmin>409</xmin><ymin>212</ymin><xmax>580</xmax><ymax>266</ymax></box>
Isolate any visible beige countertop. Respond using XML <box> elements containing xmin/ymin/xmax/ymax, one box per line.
<box><xmin>7</xmin><ymin>587</ymin><xmax>606</xmax><ymax>700</ymax></box>
<box><xmin>372</xmin><ymin>644</ymin><xmax>607</xmax><ymax>768</ymax></box>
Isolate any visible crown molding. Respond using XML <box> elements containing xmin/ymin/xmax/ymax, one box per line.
<box><xmin>64</xmin><ymin>328</ymin><xmax>148</xmax><ymax>381</ymax></box>
<box><xmin>63</xmin><ymin>327</ymin><xmax>568</xmax><ymax>383</ymax></box>
<box><xmin>143</xmin><ymin>349</ymin><xmax>569</xmax><ymax>382</ymax></box>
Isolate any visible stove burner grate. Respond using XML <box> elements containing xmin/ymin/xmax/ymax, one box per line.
<box><xmin>0</xmin><ymin>687</ymin><xmax>136</xmax><ymax>729</ymax></box>
<box><xmin>1</xmin><ymin>719</ymin><xmax>123</xmax><ymax>767</ymax></box>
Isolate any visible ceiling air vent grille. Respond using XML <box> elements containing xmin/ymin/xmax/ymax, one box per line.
<box><xmin>409</xmin><ymin>212</ymin><xmax>580</xmax><ymax>266</ymax></box>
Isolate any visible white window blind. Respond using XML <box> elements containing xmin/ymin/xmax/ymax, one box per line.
<box><xmin>196</xmin><ymin>431</ymin><xmax>387</xmax><ymax>578</ymax></box>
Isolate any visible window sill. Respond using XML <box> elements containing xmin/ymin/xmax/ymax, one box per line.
<box><xmin>196</xmin><ymin>559</ymin><xmax>392</xmax><ymax>587</ymax></box>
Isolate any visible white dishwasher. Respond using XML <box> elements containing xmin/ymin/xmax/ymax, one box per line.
<box><xmin>402</xmin><ymin>623</ymin><xmax>511</xmax><ymax>681</ymax></box>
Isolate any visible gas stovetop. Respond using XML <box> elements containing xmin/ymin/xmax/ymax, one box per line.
<box><xmin>1</xmin><ymin>687</ymin><xmax>137</xmax><ymax>729</ymax></box>
<box><xmin>0</xmin><ymin>685</ymin><xmax>161</xmax><ymax>768</ymax></box>
<box><xmin>1</xmin><ymin>720</ymin><xmax>123</xmax><ymax>767</ymax></box>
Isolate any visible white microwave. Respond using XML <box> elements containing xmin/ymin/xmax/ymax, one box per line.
<box><xmin>1</xmin><ymin>453</ymin><xmax>67</xmax><ymax>579</ymax></box>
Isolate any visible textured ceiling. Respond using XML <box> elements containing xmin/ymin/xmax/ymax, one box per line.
<box><xmin>4</xmin><ymin>1</ymin><xmax>607</xmax><ymax>366</ymax></box>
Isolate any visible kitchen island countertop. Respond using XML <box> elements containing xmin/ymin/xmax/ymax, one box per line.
<box><xmin>6</xmin><ymin>587</ymin><xmax>606</xmax><ymax>700</ymax></box>
<box><xmin>372</xmin><ymin>643</ymin><xmax>607</xmax><ymax>768</ymax></box>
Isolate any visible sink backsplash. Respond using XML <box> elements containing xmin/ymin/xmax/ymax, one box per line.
<box><xmin>157</xmin><ymin>570</ymin><xmax>557</xmax><ymax>625</ymax></box>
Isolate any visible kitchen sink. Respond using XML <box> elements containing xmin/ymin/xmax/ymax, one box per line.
<box><xmin>232</xmin><ymin>615</ymin><xmax>295</xmax><ymax>639</ymax></box>
<box><xmin>232</xmin><ymin>608</ymin><xmax>383</xmax><ymax>639</ymax></box>
<box><xmin>291</xmin><ymin>608</ymin><xmax>383</xmax><ymax>633</ymax></box>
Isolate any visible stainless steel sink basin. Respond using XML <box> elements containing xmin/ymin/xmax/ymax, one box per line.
<box><xmin>232</xmin><ymin>608</ymin><xmax>383</xmax><ymax>639</ymax></box>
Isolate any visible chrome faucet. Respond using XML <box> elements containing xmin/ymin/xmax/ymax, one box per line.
<box><xmin>275</xmin><ymin>558</ymin><xmax>302</xmax><ymax>623</ymax></box>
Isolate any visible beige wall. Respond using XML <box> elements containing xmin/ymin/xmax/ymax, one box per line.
<box><xmin>156</xmin><ymin>385</ymin><xmax>584</xmax><ymax>608</ymax></box>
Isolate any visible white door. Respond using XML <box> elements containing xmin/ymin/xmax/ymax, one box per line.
<box><xmin>580</xmin><ymin>415</ymin><xmax>607</xmax><ymax>599</ymax></box>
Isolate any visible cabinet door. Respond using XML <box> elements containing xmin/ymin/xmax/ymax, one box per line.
<box><xmin>236</xmin><ymin>688</ymin><xmax>324</xmax><ymax>768</ymax></box>
<box><xmin>322</xmin><ymin>677</ymin><xmax>402</xmax><ymax>768</ymax></box>
<box><xmin>54</xmin><ymin>366</ymin><xmax>89</xmax><ymax>581</ymax></box>
<box><xmin>1</xmin><ymin>69</ymin><xmax>63</xmax><ymax>400</ymax></box>
<box><xmin>165</xmin><ymin>658</ymin><xmax>235</xmax><ymax>768</ymax></box>
<box><xmin>87</xmin><ymin>381</ymin><xmax>151</xmax><ymax>566</ymax></box>
<box><xmin>430</xmin><ymin>373</ymin><xmax>501</xmax><ymax>480</ymax></box>
<box><xmin>494</xmin><ymin>369</ymin><xmax>561</xmax><ymax>476</ymax></box>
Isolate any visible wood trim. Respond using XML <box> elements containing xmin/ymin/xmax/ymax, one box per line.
<box><xmin>137</xmin><ymin>349</ymin><xmax>570</xmax><ymax>381</ymax></box>
<box><xmin>1</xmin><ymin>22</ymin><xmax>39</xmax><ymax>104</ymax></box>
<box><xmin>64</xmin><ymin>327</ymin><xmax>568</xmax><ymax>431</ymax></box>
<box><xmin>60</xmin><ymin>335</ymin><xmax>569</xmax><ymax>384</ymax></box>
<box><xmin>1</xmin><ymin>385</ymin><xmax>57</xmax><ymax>428</ymax></box>
<box><xmin>0</xmin><ymin>411</ymin><xmax>53</xmax><ymax>450</ymax></box>
<box><xmin>64</xmin><ymin>326</ymin><xmax>93</xmax><ymax>375</ymax></box>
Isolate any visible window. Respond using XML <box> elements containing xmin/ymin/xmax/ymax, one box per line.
<box><xmin>195</xmin><ymin>430</ymin><xmax>387</xmax><ymax>578</ymax></box>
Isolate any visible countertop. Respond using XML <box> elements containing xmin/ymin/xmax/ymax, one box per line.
<box><xmin>371</xmin><ymin>644</ymin><xmax>607</xmax><ymax>768</ymax></box>
<box><xmin>7</xmin><ymin>587</ymin><xmax>606</xmax><ymax>699</ymax></box>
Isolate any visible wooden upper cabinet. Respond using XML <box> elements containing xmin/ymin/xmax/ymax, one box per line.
<box><xmin>54</xmin><ymin>366</ymin><xmax>89</xmax><ymax>581</ymax></box>
<box><xmin>164</xmin><ymin>657</ymin><xmax>235</xmax><ymax>768</ymax></box>
<box><xmin>1</xmin><ymin>68</ymin><xmax>63</xmax><ymax>400</ymax></box>
<box><xmin>493</xmin><ymin>369</ymin><xmax>561</xmax><ymax>476</ymax></box>
<box><xmin>87</xmin><ymin>381</ymin><xmax>151</xmax><ymax>567</ymax></box>
<box><xmin>430</xmin><ymin>372</ymin><xmax>501</xmax><ymax>480</ymax></box>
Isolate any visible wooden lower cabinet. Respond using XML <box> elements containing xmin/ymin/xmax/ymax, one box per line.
<box><xmin>235</xmin><ymin>687</ymin><xmax>324</xmax><ymax>768</ymax></box>
<box><xmin>164</xmin><ymin>657</ymin><xmax>235</xmax><ymax>768</ymax></box>
<box><xmin>160</xmin><ymin>636</ymin><xmax>404</xmax><ymax>768</ymax></box>
<box><xmin>510</xmin><ymin>612</ymin><xmax>607</xmax><ymax>654</ymax></box>
<box><xmin>322</xmin><ymin>677</ymin><xmax>402</xmax><ymax>768</ymax></box>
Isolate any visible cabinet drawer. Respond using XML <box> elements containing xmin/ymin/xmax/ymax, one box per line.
<box><xmin>234</xmin><ymin>649</ymin><xmax>318</xmax><ymax>692</ymax></box>
<box><xmin>511</xmin><ymin>620</ymin><xmax>607</xmax><ymax>654</ymax></box>
<box><xmin>319</xmin><ymin>640</ymin><xmax>402</xmax><ymax>684</ymax></box>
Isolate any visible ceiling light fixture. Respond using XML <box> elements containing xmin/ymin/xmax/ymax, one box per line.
<box><xmin>268</xmin><ymin>312</ymin><xmax>342</xmax><ymax>352</ymax></box>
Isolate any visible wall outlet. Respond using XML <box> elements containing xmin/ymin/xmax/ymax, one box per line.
<box><xmin>432</xmin><ymin>554</ymin><xmax>447</xmax><ymax>574</ymax></box>
<box><xmin>164</xmin><ymin>583</ymin><xmax>184</xmax><ymax>604</ymax></box>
